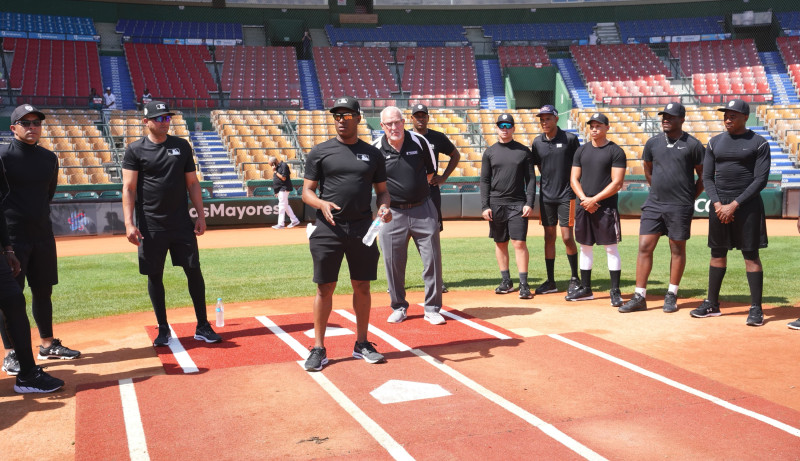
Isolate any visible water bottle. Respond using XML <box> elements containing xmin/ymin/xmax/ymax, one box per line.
<box><xmin>362</xmin><ymin>217</ymin><xmax>384</xmax><ymax>246</ymax></box>
<box><xmin>215</xmin><ymin>298</ymin><xmax>224</xmax><ymax>327</ymax></box>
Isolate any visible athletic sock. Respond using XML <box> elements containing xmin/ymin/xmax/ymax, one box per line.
<box><xmin>668</xmin><ymin>284</ymin><xmax>679</xmax><ymax>296</ymax></box>
<box><xmin>519</xmin><ymin>272</ymin><xmax>528</xmax><ymax>286</ymax></box>
<box><xmin>609</xmin><ymin>270</ymin><xmax>621</xmax><ymax>290</ymax></box>
<box><xmin>707</xmin><ymin>266</ymin><xmax>727</xmax><ymax>305</ymax></box>
<box><xmin>635</xmin><ymin>287</ymin><xmax>647</xmax><ymax>297</ymax></box>
<box><xmin>500</xmin><ymin>270</ymin><xmax>510</xmax><ymax>282</ymax></box>
<box><xmin>580</xmin><ymin>269</ymin><xmax>592</xmax><ymax>289</ymax></box>
<box><xmin>567</xmin><ymin>253</ymin><xmax>579</xmax><ymax>278</ymax></box>
<box><xmin>545</xmin><ymin>258</ymin><xmax>555</xmax><ymax>282</ymax></box>
<box><xmin>746</xmin><ymin>271</ymin><xmax>763</xmax><ymax>306</ymax></box>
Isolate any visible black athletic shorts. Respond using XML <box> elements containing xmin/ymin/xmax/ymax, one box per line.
<box><xmin>489</xmin><ymin>203</ymin><xmax>529</xmax><ymax>243</ymax></box>
<box><xmin>639</xmin><ymin>203</ymin><xmax>693</xmax><ymax>241</ymax></box>
<box><xmin>539</xmin><ymin>198</ymin><xmax>575</xmax><ymax>228</ymax></box>
<box><xmin>309</xmin><ymin>218</ymin><xmax>380</xmax><ymax>284</ymax></box>
<box><xmin>708</xmin><ymin>196</ymin><xmax>768</xmax><ymax>251</ymax></box>
<box><xmin>138</xmin><ymin>229</ymin><xmax>201</xmax><ymax>275</ymax></box>
<box><xmin>574</xmin><ymin>204</ymin><xmax>622</xmax><ymax>246</ymax></box>
<box><xmin>13</xmin><ymin>239</ymin><xmax>58</xmax><ymax>288</ymax></box>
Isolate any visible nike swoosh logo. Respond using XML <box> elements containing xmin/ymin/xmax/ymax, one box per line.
<box><xmin>676</xmin><ymin>146</ymin><xmax>686</xmax><ymax>150</ymax></box>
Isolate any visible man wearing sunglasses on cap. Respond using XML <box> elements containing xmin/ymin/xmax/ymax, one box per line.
<box><xmin>480</xmin><ymin>114</ymin><xmax>537</xmax><ymax>300</ymax></box>
<box><xmin>1</xmin><ymin>104</ymin><xmax>81</xmax><ymax>377</ymax></box>
<box><xmin>122</xmin><ymin>101</ymin><xmax>222</xmax><ymax>348</ymax></box>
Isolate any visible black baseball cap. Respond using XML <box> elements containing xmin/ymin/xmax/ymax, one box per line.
<box><xmin>411</xmin><ymin>103</ymin><xmax>428</xmax><ymax>115</ymax></box>
<box><xmin>11</xmin><ymin>104</ymin><xmax>45</xmax><ymax>123</ymax></box>
<box><xmin>718</xmin><ymin>98</ymin><xmax>750</xmax><ymax>116</ymax></box>
<box><xmin>143</xmin><ymin>101</ymin><xmax>175</xmax><ymax>119</ymax></box>
<box><xmin>587</xmin><ymin>112</ymin><xmax>610</xmax><ymax>125</ymax></box>
<box><xmin>658</xmin><ymin>102</ymin><xmax>686</xmax><ymax>118</ymax></box>
<box><xmin>329</xmin><ymin>95</ymin><xmax>360</xmax><ymax>113</ymax></box>
<box><xmin>537</xmin><ymin>105</ymin><xmax>558</xmax><ymax>117</ymax></box>
<box><xmin>496</xmin><ymin>113</ymin><xmax>515</xmax><ymax>125</ymax></box>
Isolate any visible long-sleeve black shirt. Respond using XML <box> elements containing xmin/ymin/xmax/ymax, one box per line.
<box><xmin>480</xmin><ymin>140</ymin><xmax>536</xmax><ymax>210</ymax></box>
<box><xmin>703</xmin><ymin>130</ymin><xmax>770</xmax><ymax>205</ymax></box>
<box><xmin>0</xmin><ymin>139</ymin><xmax>59</xmax><ymax>243</ymax></box>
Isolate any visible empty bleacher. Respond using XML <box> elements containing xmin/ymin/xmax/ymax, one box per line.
<box><xmin>617</xmin><ymin>16</ymin><xmax>724</xmax><ymax>43</ymax></box>
<box><xmin>483</xmin><ymin>22</ymin><xmax>594</xmax><ymax>42</ymax></box>
<box><xmin>572</xmin><ymin>44</ymin><xmax>677</xmax><ymax>105</ymax></box>
<box><xmin>116</xmin><ymin>19</ymin><xmax>242</xmax><ymax>43</ymax></box>
<box><xmin>39</xmin><ymin>110</ymin><xmax>116</xmax><ymax>185</ymax></box>
<box><xmin>777</xmin><ymin>37</ymin><xmax>800</xmax><ymax>97</ymax></box>
<box><xmin>670</xmin><ymin>39</ymin><xmax>770</xmax><ymax>103</ymax></box>
<box><xmin>398</xmin><ymin>47</ymin><xmax>480</xmax><ymax>107</ymax></box>
<box><xmin>324</xmin><ymin>25</ymin><xmax>466</xmax><ymax>46</ymax></box>
<box><xmin>0</xmin><ymin>12</ymin><xmax>96</xmax><ymax>35</ymax></box>
<box><xmin>4</xmin><ymin>38</ymin><xmax>103</xmax><ymax>106</ymax></box>
<box><xmin>757</xmin><ymin>104</ymin><xmax>800</xmax><ymax>162</ymax></box>
<box><xmin>497</xmin><ymin>46</ymin><xmax>551</xmax><ymax>68</ymax></box>
<box><xmin>125</xmin><ymin>43</ymin><xmax>217</xmax><ymax>109</ymax></box>
<box><xmin>217</xmin><ymin>46</ymin><xmax>302</xmax><ymax>109</ymax></box>
<box><xmin>313</xmin><ymin>47</ymin><xmax>398</xmax><ymax>108</ymax></box>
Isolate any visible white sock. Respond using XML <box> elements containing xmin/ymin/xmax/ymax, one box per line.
<box><xmin>605</xmin><ymin>244</ymin><xmax>621</xmax><ymax>271</ymax></box>
<box><xmin>668</xmin><ymin>284</ymin><xmax>679</xmax><ymax>296</ymax></box>
<box><xmin>635</xmin><ymin>287</ymin><xmax>646</xmax><ymax>297</ymax></box>
<box><xmin>579</xmin><ymin>245</ymin><xmax>594</xmax><ymax>270</ymax></box>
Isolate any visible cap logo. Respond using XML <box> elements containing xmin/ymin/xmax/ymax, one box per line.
<box><xmin>156</xmin><ymin>103</ymin><xmax>166</xmax><ymax>110</ymax></box>
<box><xmin>729</xmin><ymin>101</ymin><xmax>735</xmax><ymax>107</ymax></box>
<box><xmin>144</xmin><ymin>108</ymin><xmax>148</xmax><ymax>115</ymax></box>
<box><xmin>25</xmin><ymin>105</ymin><xmax>33</xmax><ymax>111</ymax></box>
<box><xmin>593</xmin><ymin>113</ymin><xmax>600</xmax><ymax>118</ymax></box>
<box><xmin>337</xmin><ymin>98</ymin><xmax>348</xmax><ymax>104</ymax></box>
<box><xmin>667</xmin><ymin>104</ymin><xmax>673</xmax><ymax>109</ymax></box>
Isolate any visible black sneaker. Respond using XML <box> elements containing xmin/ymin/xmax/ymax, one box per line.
<box><xmin>745</xmin><ymin>305</ymin><xmax>764</xmax><ymax>326</ymax></box>
<box><xmin>609</xmin><ymin>288</ymin><xmax>623</xmax><ymax>307</ymax></box>
<box><xmin>565</xmin><ymin>285</ymin><xmax>593</xmax><ymax>301</ymax></box>
<box><xmin>353</xmin><ymin>341</ymin><xmax>385</xmax><ymax>364</ymax></box>
<box><xmin>194</xmin><ymin>322</ymin><xmax>222</xmax><ymax>343</ymax></box>
<box><xmin>153</xmin><ymin>325</ymin><xmax>171</xmax><ymax>347</ymax></box>
<box><xmin>788</xmin><ymin>318</ymin><xmax>800</xmax><ymax>330</ymax></box>
<box><xmin>2</xmin><ymin>350</ymin><xmax>20</xmax><ymax>376</ymax></box>
<box><xmin>495</xmin><ymin>279</ymin><xmax>516</xmax><ymax>294</ymax></box>
<box><xmin>567</xmin><ymin>277</ymin><xmax>581</xmax><ymax>297</ymax></box>
<box><xmin>442</xmin><ymin>284</ymin><xmax>449</xmax><ymax>294</ymax></box>
<box><xmin>690</xmin><ymin>299</ymin><xmax>721</xmax><ymax>318</ymax></box>
<box><xmin>37</xmin><ymin>339</ymin><xmax>81</xmax><ymax>360</ymax></box>
<box><xmin>534</xmin><ymin>280</ymin><xmax>557</xmax><ymax>294</ymax></box>
<box><xmin>663</xmin><ymin>291</ymin><xmax>678</xmax><ymax>313</ymax></box>
<box><xmin>14</xmin><ymin>366</ymin><xmax>64</xmax><ymax>394</ymax></box>
<box><xmin>304</xmin><ymin>347</ymin><xmax>328</xmax><ymax>371</ymax></box>
<box><xmin>519</xmin><ymin>283</ymin><xmax>533</xmax><ymax>299</ymax></box>
<box><xmin>619</xmin><ymin>293</ymin><xmax>647</xmax><ymax>313</ymax></box>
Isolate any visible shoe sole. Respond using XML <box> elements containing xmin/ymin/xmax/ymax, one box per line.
<box><xmin>424</xmin><ymin>316</ymin><xmax>446</xmax><ymax>325</ymax></box>
<box><xmin>304</xmin><ymin>357</ymin><xmax>328</xmax><ymax>371</ymax></box>
<box><xmin>14</xmin><ymin>384</ymin><xmax>63</xmax><ymax>393</ymax></box>
<box><xmin>618</xmin><ymin>306</ymin><xmax>646</xmax><ymax>313</ymax></box>
<box><xmin>746</xmin><ymin>321</ymin><xmax>764</xmax><ymax>326</ymax></box>
<box><xmin>495</xmin><ymin>288</ymin><xmax>518</xmax><ymax>294</ymax></box>
<box><xmin>387</xmin><ymin>311</ymin><xmax>408</xmax><ymax>323</ymax></box>
<box><xmin>2</xmin><ymin>366</ymin><xmax>19</xmax><ymax>376</ymax></box>
<box><xmin>566</xmin><ymin>295</ymin><xmax>594</xmax><ymax>301</ymax></box>
<box><xmin>352</xmin><ymin>352</ymin><xmax>385</xmax><ymax>364</ymax></box>
<box><xmin>690</xmin><ymin>312</ymin><xmax>721</xmax><ymax>318</ymax></box>
<box><xmin>37</xmin><ymin>354</ymin><xmax>80</xmax><ymax>360</ymax></box>
<box><xmin>287</xmin><ymin>223</ymin><xmax>300</xmax><ymax>228</ymax></box>
<box><xmin>611</xmin><ymin>301</ymin><xmax>623</xmax><ymax>307</ymax></box>
<box><xmin>194</xmin><ymin>334</ymin><xmax>222</xmax><ymax>343</ymax></box>
<box><xmin>519</xmin><ymin>293</ymin><xmax>533</xmax><ymax>299</ymax></box>
<box><xmin>789</xmin><ymin>324</ymin><xmax>800</xmax><ymax>330</ymax></box>
<box><xmin>662</xmin><ymin>307</ymin><xmax>678</xmax><ymax>313</ymax></box>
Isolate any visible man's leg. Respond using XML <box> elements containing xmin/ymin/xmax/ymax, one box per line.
<box><xmin>708</xmin><ymin>251</ymin><xmax>727</xmax><ymax>305</ymax></box>
<box><xmin>351</xmin><ymin>280</ymin><xmax>371</xmax><ymax>343</ymax></box>
<box><xmin>380</xmin><ymin>210</ymin><xmax>411</xmax><ymax>310</ymax></box>
<box><xmin>543</xmin><ymin>225</ymin><xmax>557</xmax><ymax>282</ymax></box>
<box><xmin>0</xmin><ymin>292</ymin><xmax>34</xmax><ymax>375</ymax></box>
<box><xmin>184</xmin><ymin>266</ymin><xmax>208</xmax><ymax>325</ymax></box>
<box><xmin>276</xmin><ymin>190</ymin><xmax>288</xmax><ymax>225</ymax></box>
<box><xmin>561</xmin><ymin>225</ymin><xmax>579</xmax><ymax>276</ymax></box>
<box><xmin>743</xmin><ymin>251</ymin><xmax>764</xmax><ymax>326</ymax></box>
<box><xmin>667</xmin><ymin>239</ymin><xmax>687</xmax><ymax>287</ymax></box>
<box><xmin>634</xmin><ymin>234</ymin><xmax>661</xmax><ymax>293</ymax></box>
<box><xmin>30</xmin><ymin>285</ymin><xmax>54</xmax><ymax>348</ymax></box>
<box><xmin>412</xmin><ymin>204</ymin><xmax>443</xmax><ymax>312</ymax></box>
<box><xmin>283</xmin><ymin>190</ymin><xmax>300</xmax><ymax>224</ymax></box>
<box><xmin>313</xmin><ymin>282</ymin><xmax>336</xmax><ymax>348</ymax></box>
<box><xmin>511</xmin><ymin>239</ymin><xmax>529</xmax><ymax>281</ymax></box>
<box><xmin>148</xmin><ymin>271</ymin><xmax>169</xmax><ymax>326</ymax></box>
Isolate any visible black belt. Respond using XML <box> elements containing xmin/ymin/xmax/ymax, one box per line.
<box><xmin>392</xmin><ymin>198</ymin><xmax>427</xmax><ymax>210</ymax></box>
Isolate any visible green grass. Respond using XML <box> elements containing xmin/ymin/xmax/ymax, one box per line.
<box><xmin>34</xmin><ymin>236</ymin><xmax>800</xmax><ymax>325</ymax></box>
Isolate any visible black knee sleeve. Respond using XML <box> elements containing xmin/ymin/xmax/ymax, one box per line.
<box><xmin>710</xmin><ymin>248</ymin><xmax>728</xmax><ymax>258</ymax></box>
<box><xmin>742</xmin><ymin>249</ymin><xmax>759</xmax><ymax>261</ymax></box>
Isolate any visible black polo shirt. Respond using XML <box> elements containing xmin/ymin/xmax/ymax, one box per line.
<box><xmin>0</xmin><ymin>139</ymin><xmax>59</xmax><ymax>242</ymax></box>
<box><xmin>703</xmin><ymin>130</ymin><xmax>770</xmax><ymax>205</ymax></box>
<box><xmin>304</xmin><ymin>138</ymin><xmax>386</xmax><ymax>222</ymax></box>
<box><xmin>480</xmin><ymin>140</ymin><xmax>536</xmax><ymax>210</ymax></box>
<box><xmin>531</xmin><ymin>128</ymin><xmax>580</xmax><ymax>203</ymax></box>
<box><xmin>643</xmin><ymin>131</ymin><xmax>704</xmax><ymax>207</ymax></box>
<box><xmin>572</xmin><ymin>141</ymin><xmax>627</xmax><ymax>208</ymax></box>
<box><xmin>122</xmin><ymin>135</ymin><xmax>196</xmax><ymax>232</ymax></box>
<box><xmin>273</xmin><ymin>161</ymin><xmax>293</xmax><ymax>193</ymax></box>
<box><xmin>372</xmin><ymin>131</ymin><xmax>436</xmax><ymax>206</ymax></box>
<box><xmin>418</xmin><ymin>128</ymin><xmax>456</xmax><ymax>173</ymax></box>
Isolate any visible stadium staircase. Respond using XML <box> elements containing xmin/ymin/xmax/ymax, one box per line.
<box><xmin>594</xmin><ymin>22</ymin><xmax>622</xmax><ymax>45</ymax></box>
<box><xmin>476</xmin><ymin>59</ymin><xmax>507</xmax><ymax>109</ymax></box>
<box><xmin>190</xmin><ymin>131</ymin><xmax>246</xmax><ymax>198</ymax></box>
<box><xmin>749</xmin><ymin>126</ymin><xmax>794</xmax><ymax>180</ymax></box>
<box><xmin>760</xmin><ymin>51</ymin><xmax>800</xmax><ymax>105</ymax></box>
<box><xmin>552</xmin><ymin>58</ymin><xmax>595</xmax><ymax>108</ymax></box>
<box><xmin>298</xmin><ymin>59</ymin><xmax>324</xmax><ymax>110</ymax></box>
<box><xmin>100</xmin><ymin>56</ymin><xmax>136</xmax><ymax>111</ymax></box>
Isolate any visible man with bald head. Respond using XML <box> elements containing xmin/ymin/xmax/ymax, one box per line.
<box><xmin>373</xmin><ymin>106</ymin><xmax>444</xmax><ymax>325</ymax></box>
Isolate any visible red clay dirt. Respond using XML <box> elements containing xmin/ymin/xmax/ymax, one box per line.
<box><xmin>1</xmin><ymin>219</ymin><xmax>799</xmax><ymax>460</ymax></box>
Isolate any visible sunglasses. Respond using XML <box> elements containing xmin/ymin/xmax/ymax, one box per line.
<box><xmin>332</xmin><ymin>113</ymin><xmax>355</xmax><ymax>122</ymax></box>
<box><xmin>149</xmin><ymin>115</ymin><xmax>171</xmax><ymax>123</ymax></box>
<box><xmin>16</xmin><ymin>120</ymin><xmax>42</xmax><ymax>128</ymax></box>
<box><xmin>497</xmin><ymin>123</ymin><xmax>513</xmax><ymax>129</ymax></box>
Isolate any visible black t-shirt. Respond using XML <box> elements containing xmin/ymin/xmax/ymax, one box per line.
<box><xmin>480</xmin><ymin>140</ymin><xmax>536</xmax><ymax>209</ymax></box>
<box><xmin>419</xmin><ymin>128</ymin><xmax>456</xmax><ymax>166</ymax></box>
<box><xmin>572</xmin><ymin>141</ymin><xmax>627</xmax><ymax>208</ymax></box>
<box><xmin>0</xmin><ymin>139</ymin><xmax>58</xmax><ymax>242</ymax></box>
<box><xmin>643</xmin><ymin>132</ymin><xmax>704</xmax><ymax>207</ymax></box>
<box><xmin>273</xmin><ymin>161</ymin><xmax>293</xmax><ymax>192</ymax></box>
<box><xmin>304</xmin><ymin>138</ymin><xmax>386</xmax><ymax>222</ymax></box>
<box><xmin>122</xmin><ymin>135</ymin><xmax>196</xmax><ymax>232</ymax></box>
<box><xmin>531</xmin><ymin>128</ymin><xmax>580</xmax><ymax>203</ymax></box>
<box><xmin>373</xmin><ymin>131</ymin><xmax>436</xmax><ymax>205</ymax></box>
<box><xmin>703</xmin><ymin>130</ymin><xmax>770</xmax><ymax>205</ymax></box>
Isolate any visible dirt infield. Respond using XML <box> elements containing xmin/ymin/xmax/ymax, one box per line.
<box><xmin>1</xmin><ymin>218</ymin><xmax>799</xmax><ymax>460</ymax></box>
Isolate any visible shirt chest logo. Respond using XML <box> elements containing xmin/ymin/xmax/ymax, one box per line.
<box><xmin>357</xmin><ymin>154</ymin><xmax>370</xmax><ymax>161</ymax></box>
<box><xmin>167</xmin><ymin>148</ymin><xmax>180</xmax><ymax>156</ymax></box>
<box><xmin>406</xmin><ymin>150</ymin><xmax>419</xmax><ymax>156</ymax></box>
<box><xmin>556</xmin><ymin>143</ymin><xmax>563</xmax><ymax>148</ymax></box>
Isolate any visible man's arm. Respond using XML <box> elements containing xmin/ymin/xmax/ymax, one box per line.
<box><xmin>302</xmin><ymin>178</ymin><xmax>340</xmax><ymax>226</ymax></box>
<box><xmin>693</xmin><ymin>163</ymin><xmax>704</xmax><ymax>199</ymax></box>
<box><xmin>433</xmin><ymin>147</ymin><xmax>461</xmax><ymax>186</ymax></box>
<box><xmin>643</xmin><ymin>161</ymin><xmax>653</xmax><ymax>185</ymax></box>
<box><xmin>186</xmin><ymin>171</ymin><xmax>206</xmax><ymax>235</ymax></box>
<box><xmin>373</xmin><ymin>181</ymin><xmax>392</xmax><ymax>223</ymax></box>
<box><xmin>121</xmin><ymin>169</ymin><xmax>142</xmax><ymax>245</ymax></box>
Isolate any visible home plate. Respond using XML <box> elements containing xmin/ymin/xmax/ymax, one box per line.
<box><xmin>370</xmin><ymin>379</ymin><xmax>452</xmax><ymax>404</ymax></box>
<box><xmin>303</xmin><ymin>326</ymin><xmax>354</xmax><ymax>338</ymax></box>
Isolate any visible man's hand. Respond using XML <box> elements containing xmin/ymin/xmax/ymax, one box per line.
<box><xmin>5</xmin><ymin>252</ymin><xmax>20</xmax><ymax>277</ymax></box>
<box><xmin>482</xmin><ymin>208</ymin><xmax>492</xmax><ymax>221</ymax></box>
<box><xmin>522</xmin><ymin>205</ymin><xmax>532</xmax><ymax>218</ymax></box>
<box><xmin>126</xmin><ymin>224</ymin><xmax>143</xmax><ymax>246</ymax></box>
<box><xmin>194</xmin><ymin>216</ymin><xmax>207</xmax><ymax>236</ymax></box>
<box><xmin>715</xmin><ymin>201</ymin><xmax>737</xmax><ymax>224</ymax></box>
<box><xmin>378</xmin><ymin>205</ymin><xmax>392</xmax><ymax>223</ymax></box>
<box><xmin>319</xmin><ymin>200</ymin><xmax>342</xmax><ymax>225</ymax></box>
<box><xmin>580</xmin><ymin>196</ymin><xmax>600</xmax><ymax>214</ymax></box>
<box><xmin>430</xmin><ymin>175</ymin><xmax>447</xmax><ymax>187</ymax></box>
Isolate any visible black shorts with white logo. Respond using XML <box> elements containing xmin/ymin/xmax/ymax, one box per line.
<box><xmin>138</xmin><ymin>229</ymin><xmax>201</xmax><ymax>275</ymax></box>
<box><xmin>708</xmin><ymin>196</ymin><xmax>768</xmax><ymax>251</ymax></box>
<box><xmin>309</xmin><ymin>218</ymin><xmax>380</xmax><ymax>284</ymax></box>
<box><xmin>639</xmin><ymin>202</ymin><xmax>694</xmax><ymax>241</ymax></box>
<box><xmin>489</xmin><ymin>203</ymin><xmax>529</xmax><ymax>243</ymax></box>
<box><xmin>539</xmin><ymin>198</ymin><xmax>575</xmax><ymax>228</ymax></box>
<box><xmin>574</xmin><ymin>204</ymin><xmax>622</xmax><ymax>246</ymax></box>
